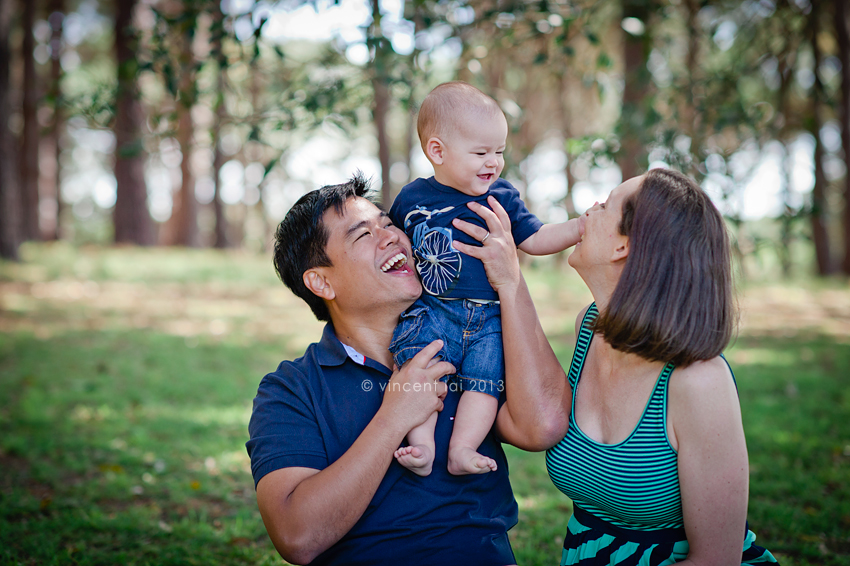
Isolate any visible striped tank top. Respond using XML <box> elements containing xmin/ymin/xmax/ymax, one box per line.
<box><xmin>546</xmin><ymin>303</ymin><xmax>683</xmax><ymax>530</ymax></box>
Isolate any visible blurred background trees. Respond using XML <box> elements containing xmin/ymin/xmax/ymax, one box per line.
<box><xmin>0</xmin><ymin>0</ymin><xmax>848</xmax><ymax>280</ymax></box>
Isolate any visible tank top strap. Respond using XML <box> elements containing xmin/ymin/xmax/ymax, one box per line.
<box><xmin>567</xmin><ymin>303</ymin><xmax>598</xmax><ymax>390</ymax></box>
<box><xmin>639</xmin><ymin>361</ymin><xmax>676</xmax><ymax>431</ymax></box>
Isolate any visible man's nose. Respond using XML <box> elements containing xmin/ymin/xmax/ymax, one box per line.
<box><xmin>378</xmin><ymin>225</ymin><xmax>399</xmax><ymax>247</ymax></box>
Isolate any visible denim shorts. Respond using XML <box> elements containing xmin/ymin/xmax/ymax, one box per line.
<box><xmin>389</xmin><ymin>294</ymin><xmax>504</xmax><ymax>398</ymax></box>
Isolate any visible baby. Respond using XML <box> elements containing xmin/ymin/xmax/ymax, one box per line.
<box><xmin>388</xmin><ymin>81</ymin><xmax>581</xmax><ymax>476</ymax></box>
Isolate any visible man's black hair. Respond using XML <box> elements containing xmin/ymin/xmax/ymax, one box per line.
<box><xmin>273</xmin><ymin>173</ymin><xmax>373</xmax><ymax>322</ymax></box>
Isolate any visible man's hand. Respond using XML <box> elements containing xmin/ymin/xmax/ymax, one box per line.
<box><xmin>256</xmin><ymin>340</ymin><xmax>453</xmax><ymax>564</ymax></box>
<box><xmin>380</xmin><ymin>339</ymin><xmax>453</xmax><ymax>434</ymax></box>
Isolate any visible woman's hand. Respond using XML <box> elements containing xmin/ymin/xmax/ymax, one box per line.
<box><xmin>451</xmin><ymin>196</ymin><xmax>520</xmax><ymax>294</ymax></box>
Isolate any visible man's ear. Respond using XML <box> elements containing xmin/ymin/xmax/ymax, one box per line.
<box><xmin>425</xmin><ymin>137</ymin><xmax>446</xmax><ymax>165</ymax></box>
<box><xmin>611</xmin><ymin>236</ymin><xmax>630</xmax><ymax>262</ymax></box>
<box><xmin>303</xmin><ymin>269</ymin><xmax>335</xmax><ymax>301</ymax></box>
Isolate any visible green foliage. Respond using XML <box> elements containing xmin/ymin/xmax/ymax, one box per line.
<box><xmin>18</xmin><ymin>0</ymin><xmax>846</xmax><ymax>279</ymax></box>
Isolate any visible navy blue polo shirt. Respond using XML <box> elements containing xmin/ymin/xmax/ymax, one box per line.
<box><xmin>247</xmin><ymin>323</ymin><xmax>519</xmax><ymax>566</ymax></box>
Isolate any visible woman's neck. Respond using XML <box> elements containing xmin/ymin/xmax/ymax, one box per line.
<box><xmin>578</xmin><ymin>265</ymin><xmax>622</xmax><ymax>314</ymax></box>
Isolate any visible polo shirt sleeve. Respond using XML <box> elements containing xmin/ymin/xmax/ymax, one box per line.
<box><xmin>246</xmin><ymin>363</ymin><xmax>329</xmax><ymax>488</ymax></box>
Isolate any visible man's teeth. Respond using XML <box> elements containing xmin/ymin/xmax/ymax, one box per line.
<box><xmin>381</xmin><ymin>253</ymin><xmax>407</xmax><ymax>272</ymax></box>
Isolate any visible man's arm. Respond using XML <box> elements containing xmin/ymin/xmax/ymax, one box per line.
<box><xmin>453</xmin><ymin>198</ymin><xmax>571</xmax><ymax>451</ymax></box>
<box><xmin>256</xmin><ymin>341</ymin><xmax>452</xmax><ymax>565</ymax></box>
<box><xmin>517</xmin><ymin>218</ymin><xmax>581</xmax><ymax>256</ymax></box>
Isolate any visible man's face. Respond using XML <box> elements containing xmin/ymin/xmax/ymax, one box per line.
<box><xmin>436</xmin><ymin>112</ymin><xmax>508</xmax><ymax>197</ymax></box>
<box><xmin>319</xmin><ymin>196</ymin><xmax>421</xmax><ymax>318</ymax></box>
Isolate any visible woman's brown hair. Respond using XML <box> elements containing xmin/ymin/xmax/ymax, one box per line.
<box><xmin>593</xmin><ymin>168</ymin><xmax>735</xmax><ymax>367</ymax></box>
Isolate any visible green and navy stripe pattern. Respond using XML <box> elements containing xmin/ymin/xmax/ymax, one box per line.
<box><xmin>546</xmin><ymin>303</ymin><xmax>683</xmax><ymax>530</ymax></box>
<box><xmin>545</xmin><ymin>303</ymin><xmax>779</xmax><ymax>565</ymax></box>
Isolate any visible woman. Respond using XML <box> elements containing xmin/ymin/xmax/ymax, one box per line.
<box><xmin>453</xmin><ymin>169</ymin><xmax>779</xmax><ymax>565</ymax></box>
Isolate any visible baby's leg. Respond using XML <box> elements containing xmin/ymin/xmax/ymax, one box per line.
<box><xmin>389</xmin><ymin>301</ymin><xmax>447</xmax><ymax>476</ymax></box>
<box><xmin>395</xmin><ymin>411</ymin><xmax>438</xmax><ymax>476</ymax></box>
<box><xmin>447</xmin><ymin>391</ymin><xmax>498</xmax><ymax>475</ymax></box>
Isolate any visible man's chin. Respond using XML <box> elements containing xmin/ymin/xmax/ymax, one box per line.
<box><xmin>403</xmin><ymin>285</ymin><xmax>423</xmax><ymax>307</ymax></box>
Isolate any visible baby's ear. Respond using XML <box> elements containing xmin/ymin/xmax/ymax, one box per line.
<box><xmin>303</xmin><ymin>269</ymin><xmax>335</xmax><ymax>301</ymax></box>
<box><xmin>425</xmin><ymin>137</ymin><xmax>446</xmax><ymax>164</ymax></box>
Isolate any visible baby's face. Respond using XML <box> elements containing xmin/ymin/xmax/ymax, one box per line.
<box><xmin>437</xmin><ymin>113</ymin><xmax>508</xmax><ymax>197</ymax></box>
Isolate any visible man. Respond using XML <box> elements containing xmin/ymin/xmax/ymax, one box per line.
<box><xmin>247</xmin><ymin>175</ymin><xmax>522</xmax><ymax>565</ymax></box>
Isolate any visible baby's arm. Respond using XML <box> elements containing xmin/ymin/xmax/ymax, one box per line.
<box><xmin>517</xmin><ymin>217</ymin><xmax>581</xmax><ymax>256</ymax></box>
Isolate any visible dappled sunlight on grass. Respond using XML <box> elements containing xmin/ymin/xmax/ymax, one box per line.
<box><xmin>0</xmin><ymin>276</ymin><xmax>323</xmax><ymax>349</ymax></box>
<box><xmin>68</xmin><ymin>402</ymin><xmax>254</xmax><ymax>445</ymax></box>
<box><xmin>739</xmin><ymin>284</ymin><xmax>850</xmax><ymax>340</ymax></box>
<box><xmin>0</xmin><ymin>247</ymin><xmax>327</xmax><ymax>373</ymax></box>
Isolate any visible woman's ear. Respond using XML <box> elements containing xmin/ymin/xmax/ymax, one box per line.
<box><xmin>303</xmin><ymin>269</ymin><xmax>335</xmax><ymax>301</ymax></box>
<box><xmin>425</xmin><ymin>137</ymin><xmax>446</xmax><ymax>164</ymax></box>
<box><xmin>611</xmin><ymin>236</ymin><xmax>630</xmax><ymax>262</ymax></box>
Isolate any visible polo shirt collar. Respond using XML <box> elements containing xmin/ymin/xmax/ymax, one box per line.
<box><xmin>316</xmin><ymin>323</ymin><xmax>394</xmax><ymax>376</ymax></box>
<box><xmin>316</xmin><ymin>323</ymin><xmax>349</xmax><ymax>367</ymax></box>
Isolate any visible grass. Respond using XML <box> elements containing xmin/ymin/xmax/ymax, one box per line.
<box><xmin>1</xmin><ymin>243</ymin><xmax>849</xmax><ymax>565</ymax></box>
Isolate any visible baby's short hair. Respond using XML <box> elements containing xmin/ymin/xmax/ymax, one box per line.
<box><xmin>417</xmin><ymin>82</ymin><xmax>504</xmax><ymax>151</ymax></box>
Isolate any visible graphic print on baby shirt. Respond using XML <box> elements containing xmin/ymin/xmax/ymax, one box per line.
<box><xmin>404</xmin><ymin>206</ymin><xmax>461</xmax><ymax>297</ymax></box>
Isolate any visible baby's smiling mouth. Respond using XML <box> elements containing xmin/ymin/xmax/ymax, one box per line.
<box><xmin>381</xmin><ymin>252</ymin><xmax>408</xmax><ymax>272</ymax></box>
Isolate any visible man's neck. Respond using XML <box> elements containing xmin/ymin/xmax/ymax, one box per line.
<box><xmin>330</xmin><ymin>311</ymin><xmax>399</xmax><ymax>369</ymax></box>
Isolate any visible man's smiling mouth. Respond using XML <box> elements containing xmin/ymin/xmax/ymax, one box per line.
<box><xmin>381</xmin><ymin>253</ymin><xmax>408</xmax><ymax>272</ymax></box>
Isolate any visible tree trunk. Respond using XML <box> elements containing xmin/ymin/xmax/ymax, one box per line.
<box><xmin>20</xmin><ymin>0</ymin><xmax>40</xmax><ymax>241</ymax></box>
<box><xmin>370</xmin><ymin>0</ymin><xmax>392</xmax><ymax>208</ymax></box>
<box><xmin>836</xmin><ymin>0</ymin><xmax>850</xmax><ymax>275</ymax></box>
<box><xmin>171</xmin><ymin>13</ymin><xmax>198</xmax><ymax>248</ymax></box>
<box><xmin>776</xmin><ymin>47</ymin><xmax>795</xmax><ymax>279</ymax></box>
<box><xmin>682</xmin><ymin>0</ymin><xmax>704</xmax><ymax>180</ymax></box>
<box><xmin>211</xmin><ymin>2</ymin><xmax>228</xmax><ymax>248</ymax></box>
<box><xmin>46</xmin><ymin>1</ymin><xmax>64</xmax><ymax>240</ymax></box>
<box><xmin>113</xmin><ymin>0</ymin><xmax>154</xmax><ymax>245</ymax></box>
<box><xmin>374</xmin><ymin>78</ymin><xmax>391</xmax><ymax>207</ymax></box>
<box><xmin>249</xmin><ymin>37</ymin><xmax>271</xmax><ymax>251</ymax></box>
<box><xmin>619</xmin><ymin>0</ymin><xmax>652</xmax><ymax>181</ymax></box>
<box><xmin>403</xmin><ymin>99</ymin><xmax>416</xmax><ymax>186</ymax></box>
<box><xmin>174</xmin><ymin>103</ymin><xmax>198</xmax><ymax>246</ymax></box>
<box><xmin>558</xmin><ymin>74</ymin><xmax>578</xmax><ymax>219</ymax></box>
<box><xmin>779</xmin><ymin>143</ymin><xmax>794</xmax><ymax>278</ymax></box>
<box><xmin>809</xmin><ymin>3</ymin><xmax>832</xmax><ymax>275</ymax></box>
<box><xmin>0</xmin><ymin>0</ymin><xmax>20</xmax><ymax>259</ymax></box>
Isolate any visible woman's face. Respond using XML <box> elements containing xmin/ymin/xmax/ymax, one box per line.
<box><xmin>568</xmin><ymin>175</ymin><xmax>644</xmax><ymax>270</ymax></box>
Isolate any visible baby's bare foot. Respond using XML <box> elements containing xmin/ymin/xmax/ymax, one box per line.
<box><xmin>447</xmin><ymin>445</ymin><xmax>498</xmax><ymax>475</ymax></box>
<box><xmin>394</xmin><ymin>445</ymin><xmax>434</xmax><ymax>477</ymax></box>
